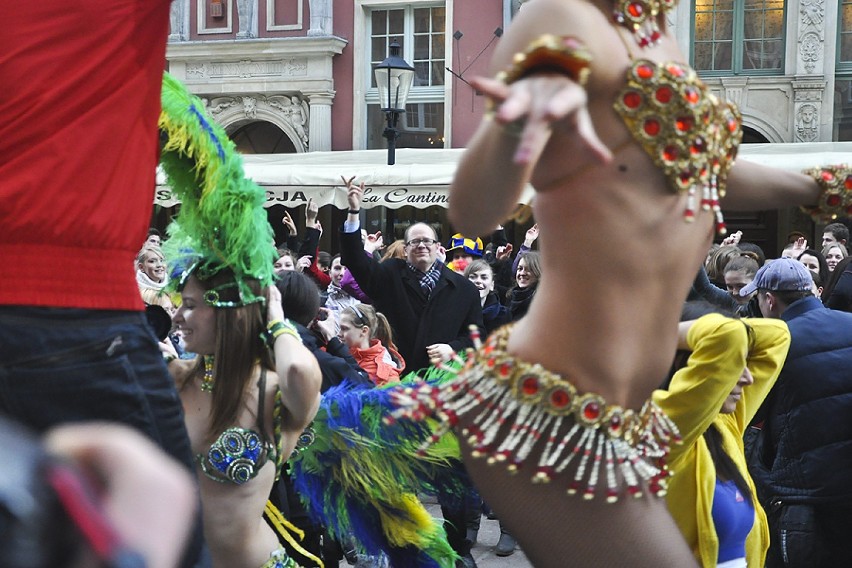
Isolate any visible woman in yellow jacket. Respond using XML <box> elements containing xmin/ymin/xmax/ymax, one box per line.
<box><xmin>653</xmin><ymin>311</ymin><xmax>790</xmax><ymax>568</ymax></box>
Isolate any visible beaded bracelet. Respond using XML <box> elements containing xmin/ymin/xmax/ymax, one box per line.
<box><xmin>801</xmin><ymin>165</ymin><xmax>852</xmax><ymax>222</ymax></box>
<box><xmin>496</xmin><ymin>35</ymin><xmax>593</xmax><ymax>87</ymax></box>
<box><xmin>267</xmin><ymin>319</ymin><xmax>302</xmax><ymax>344</ymax></box>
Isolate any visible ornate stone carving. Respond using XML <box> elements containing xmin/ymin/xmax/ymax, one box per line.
<box><xmin>308</xmin><ymin>0</ymin><xmax>333</xmax><ymax>36</ymax></box>
<box><xmin>795</xmin><ymin>103</ymin><xmax>820</xmax><ymax>142</ymax></box>
<box><xmin>184</xmin><ymin>59</ymin><xmax>308</xmax><ymax>79</ymax></box>
<box><xmin>236</xmin><ymin>0</ymin><xmax>256</xmax><ymax>39</ymax></box>
<box><xmin>800</xmin><ymin>32</ymin><xmax>821</xmax><ymax>73</ymax></box>
<box><xmin>169</xmin><ymin>0</ymin><xmax>187</xmax><ymax>41</ymax></box>
<box><xmin>241</xmin><ymin>96</ymin><xmax>258</xmax><ymax>119</ymax></box>
<box><xmin>205</xmin><ymin>94</ymin><xmax>310</xmax><ymax>147</ymax></box>
<box><xmin>794</xmin><ymin>82</ymin><xmax>826</xmax><ymax>101</ymax></box>
<box><xmin>800</xmin><ymin>0</ymin><xmax>824</xmax><ymax>29</ymax></box>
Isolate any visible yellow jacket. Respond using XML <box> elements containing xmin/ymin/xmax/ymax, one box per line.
<box><xmin>652</xmin><ymin>314</ymin><xmax>790</xmax><ymax>568</ymax></box>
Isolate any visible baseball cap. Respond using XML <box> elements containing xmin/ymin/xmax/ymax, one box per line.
<box><xmin>739</xmin><ymin>258</ymin><xmax>813</xmax><ymax>297</ymax></box>
<box><xmin>447</xmin><ymin>233</ymin><xmax>483</xmax><ymax>257</ymax></box>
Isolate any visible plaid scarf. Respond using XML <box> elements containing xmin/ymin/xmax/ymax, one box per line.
<box><xmin>408</xmin><ymin>261</ymin><xmax>442</xmax><ymax>296</ymax></box>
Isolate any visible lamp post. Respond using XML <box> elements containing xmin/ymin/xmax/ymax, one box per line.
<box><xmin>374</xmin><ymin>41</ymin><xmax>415</xmax><ymax>165</ymax></box>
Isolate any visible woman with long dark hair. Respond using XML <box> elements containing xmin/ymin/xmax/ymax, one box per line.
<box><xmin>168</xmin><ymin>265</ymin><xmax>321</xmax><ymax>568</ymax></box>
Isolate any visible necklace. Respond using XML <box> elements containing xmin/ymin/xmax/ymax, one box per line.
<box><xmin>201</xmin><ymin>355</ymin><xmax>215</xmax><ymax>393</ymax></box>
<box><xmin>612</xmin><ymin>0</ymin><xmax>677</xmax><ymax>48</ymax></box>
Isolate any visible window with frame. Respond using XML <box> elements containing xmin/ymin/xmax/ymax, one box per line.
<box><xmin>834</xmin><ymin>0</ymin><xmax>852</xmax><ymax>140</ymax></box>
<box><xmin>366</xmin><ymin>4</ymin><xmax>446</xmax><ymax>149</ymax></box>
<box><xmin>693</xmin><ymin>0</ymin><xmax>785</xmax><ymax>75</ymax></box>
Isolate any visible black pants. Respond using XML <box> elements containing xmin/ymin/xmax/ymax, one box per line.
<box><xmin>765</xmin><ymin>501</ymin><xmax>852</xmax><ymax>568</ymax></box>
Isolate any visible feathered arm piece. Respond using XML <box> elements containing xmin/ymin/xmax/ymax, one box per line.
<box><xmin>158</xmin><ymin>72</ymin><xmax>275</xmax><ymax>294</ymax></box>
<box><xmin>289</xmin><ymin>378</ymin><xmax>469</xmax><ymax>568</ymax></box>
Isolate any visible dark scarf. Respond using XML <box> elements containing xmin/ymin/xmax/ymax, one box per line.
<box><xmin>408</xmin><ymin>261</ymin><xmax>442</xmax><ymax>296</ymax></box>
<box><xmin>509</xmin><ymin>283</ymin><xmax>537</xmax><ymax>321</ymax></box>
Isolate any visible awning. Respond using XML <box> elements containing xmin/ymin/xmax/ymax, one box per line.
<box><xmin>154</xmin><ymin>143</ymin><xmax>852</xmax><ymax>209</ymax></box>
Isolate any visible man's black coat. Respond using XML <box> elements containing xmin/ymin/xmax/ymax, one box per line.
<box><xmin>340</xmin><ymin>228</ymin><xmax>484</xmax><ymax>374</ymax></box>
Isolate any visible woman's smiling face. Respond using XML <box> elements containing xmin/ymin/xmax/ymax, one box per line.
<box><xmin>174</xmin><ymin>277</ymin><xmax>217</xmax><ymax>355</ymax></box>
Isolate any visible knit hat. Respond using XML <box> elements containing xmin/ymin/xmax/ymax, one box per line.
<box><xmin>739</xmin><ymin>258</ymin><xmax>813</xmax><ymax>297</ymax></box>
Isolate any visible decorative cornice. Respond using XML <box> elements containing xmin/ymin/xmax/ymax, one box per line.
<box><xmin>166</xmin><ymin>36</ymin><xmax>347</xmax><ymax>60</ymax></box>
<box><xmin>186</xmin><ymin>58</ymin><xmax>307</xmax><ymax>79</ymax></box>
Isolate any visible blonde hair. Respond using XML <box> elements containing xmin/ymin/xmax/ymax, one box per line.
<box><xmin>137</xmin><ymin>245</ymin><xmax>164</xmax><ymax>265</ymax></box>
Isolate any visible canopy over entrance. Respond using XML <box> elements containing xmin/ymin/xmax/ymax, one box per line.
<box><xmin>155</xmin><ymin>143</ymin><xmax>852</xmax><ymax>209</ymax></box>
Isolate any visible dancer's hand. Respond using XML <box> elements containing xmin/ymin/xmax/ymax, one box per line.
<box><xmin>472</xmin><ymin>74</ymin><xmax>611</xmax><ymax>167</ymax></box>
<box><xmin>267</xmin><ymin>284</ymin><xmax>285</xmax><ymax>322</ymax></box>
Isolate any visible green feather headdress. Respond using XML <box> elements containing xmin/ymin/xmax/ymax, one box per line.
<box><xmin>158</xmin><ymin>72</ymin><xmax>275</xmax><ymax>305</ymax></box>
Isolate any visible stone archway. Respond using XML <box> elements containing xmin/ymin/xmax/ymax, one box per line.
<box><xmin>229</xmin><ymin>121</ymin><xmax>297</xmax><ymax>154</ymax></box>
<box><xmin>202</xmin><ymin>94</ymin><xmax>309</xmax><ymax>152</ymax></box>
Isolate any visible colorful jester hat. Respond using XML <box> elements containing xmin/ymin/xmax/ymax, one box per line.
<box><xmin>158</xmin><ymin>72</ymin><xmax>276</xmax><ymax>307</ymax></box>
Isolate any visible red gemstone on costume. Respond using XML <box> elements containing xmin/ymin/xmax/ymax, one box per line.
<box><xmin>610</xmin><ymin>414</ymin><xmax>622</xmax><ymax>432</ymax></box>
<box><xmin>727</xmin><ymin>117</ymin><xmax>739</xmax><ymax>132</ymax></box>
<box><xmin>499</xmin><ymin>362</ymin><xmax>512</xmax><ymax>377</ymax></box>
<box><xmin>623</xmin><ymin>91</ymin><xmax>642</xmax><ymax>109</ymax></box>
<box><xmin>627</xmin><ymin>2</ymin><xmax>644</xmax><ymax>18</ymax></box>
<box><xmin>827</xmin><ymin>194</ymin><xmax>842</xmax><ymax>207</ymax></box>
<box><xmin>691</xmin><ymin>137</ymin><xmax>706</xmax><ymax>155</ymax></box>
<box><xmin>655</xmin><ymin>87</ymin><xmax>672</xmax><ymax>104</ymax></box>
<box><xmin>666</xmin><ymin>64</ymin><xmax>684</xmax><ymax>77</ymax></box>
<box><xmin>583</xmin><ymin>401</ymin><xmax>601</xmax><ymax>420</ymax></box>
<box><xmin>651</xmin><ymin>30</ymin><xmax>661</xmax><ymax>42</ymax></box>
<box><xmin>680</xmin><ymin>171</ymin><xmax>693</xmax><ymax>185</ymax></box>
<box><xmin>676</xmin><ymin>116</ymin><xmax>693</xmax><ymax>132</ymax></box>
<box><xmin>822</xmin><ymin>171</ymin><xmax>836</xmax><ymax>182</ymax></box>
<box><xmin>845</xmin><ymin>175</ymin><xmax>852</xmax><ymax>189</ymax></box>
<box><xmin>643</xmin><ymin>119</ymin><xmax>660</xmax><ymax>136</ymax></box>
<box><xmin>684</xmin><ymin>88</ymin><xmax>700</xmax><ymax>105</ymax></box>
<box><xmin>521</xmin><ymin>376</ymin><xmax>540</xmax><ymax>395</ymax></box>
<box><xmin>636</xmin><ymin>64</ymin><xmax>654</xmax><ymax>80</ymax></box>
<box><xmin>662</xmin><ymin>145</ymin><xmax>678</xmax><ymax>162</ymax></box>
<box><xmin>551</xmin><ymin>389</ymin><xmax>571</xmax><ymax>408</ymax></box>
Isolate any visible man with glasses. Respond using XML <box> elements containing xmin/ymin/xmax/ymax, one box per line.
<box><xmin>339</xmin><ymin>179</ymin><xmax>485</xmax><ymax>567</ymax></box>
<box><xmin>339</xmin><ymin>178</ymin><xmax>484</xmax><ymax>374</ymax></box>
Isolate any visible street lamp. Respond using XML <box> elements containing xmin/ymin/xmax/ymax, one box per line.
<box><xmin>374</xmin><ymin>40</ymin><xmax>415</xmax><ymax>165</ymax></box>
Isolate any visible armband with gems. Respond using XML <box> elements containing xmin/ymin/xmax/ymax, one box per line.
<box><xmin>495</xmin><ymin>35</ymin><xmax>593</xmax><ymax>87</ymax></box>
<box><xmin>266</xmin><ymin>319</ymin><xmax>301</xmax><ymax>344</ymax></box>
<box><xmin>801</xmin><ymin>165</ymin><xmax>852</xmax><ymax>222</ymax></box>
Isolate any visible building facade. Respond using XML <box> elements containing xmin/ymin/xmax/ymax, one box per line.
<box><xmin>164</xmin><ymin>0</ymin><xmax>851</xmax><ymax>253</ymax></box>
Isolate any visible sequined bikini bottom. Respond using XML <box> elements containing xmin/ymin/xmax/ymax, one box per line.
<box><xmin>388</xmin><ymin>324</ymin><xmax>682</xmax><ymax>502</ymax></box>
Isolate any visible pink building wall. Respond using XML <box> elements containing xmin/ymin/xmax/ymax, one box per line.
<box><xmin>186</xmin><ymin>0</ymin><xmax>504</xmax><ymax>151</ymax></box>
<box><xmin>447</xmin><ymin>0</ymin><xmax>502</xmax><ymax>148</ymax></box>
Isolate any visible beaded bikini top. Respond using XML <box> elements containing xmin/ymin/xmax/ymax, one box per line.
<box><xmin>613</xmin><ymin>59</ymin><xmax>742</xmax><ymax>234</ymax></box>
<box><xmin>196</xmin><ymin>370</ymin><xmax>285</xmax><ymax>484</ymax></box>
<box><xmin>607</xmin><ymin>0</ymin><xmax>742</xmax><ymax>235</ymax></box>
